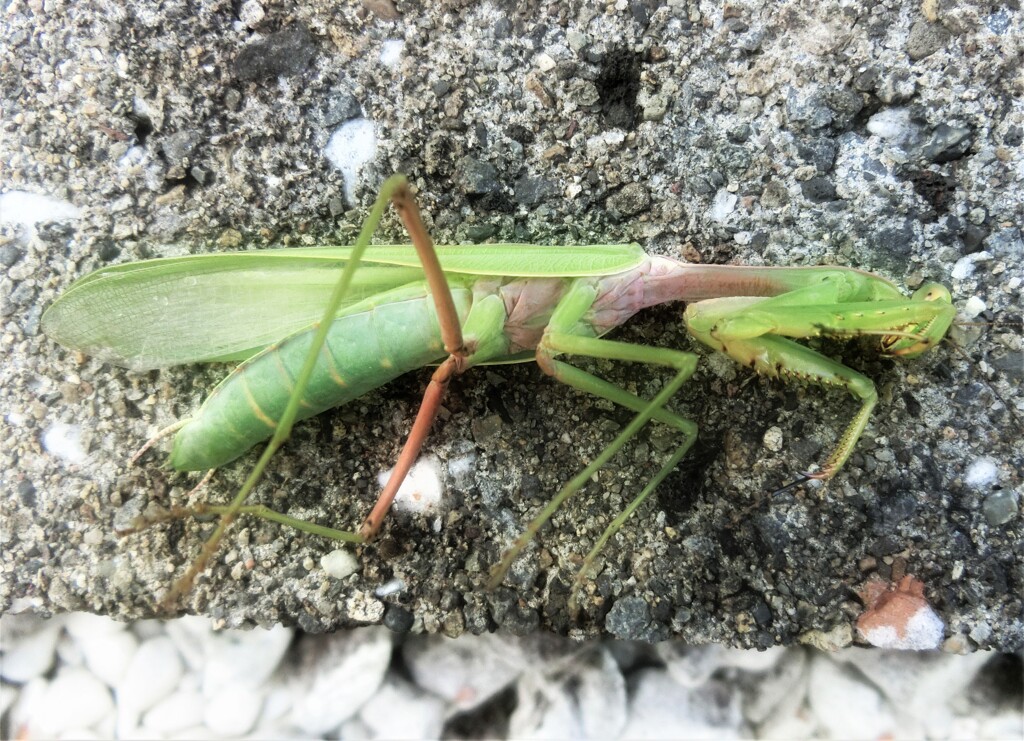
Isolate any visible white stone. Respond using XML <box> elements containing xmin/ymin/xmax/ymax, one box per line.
<box><xmin>373</xmin><ymin>578</ymin><xmax>405</xmax><ymax>598</ymax></box>
<box><xmin>379</xmin><ymin>39</ymin><xmax>404</xmax><ymax>69</ymax></box>
<box><xmin>163</xmin><ymin>615</ymin><xmax>217</xmax><ymax>672</ymax></box>
<box><xmin>238</xmin><ymin>0</ymin><xmax>264</xmax><ymax>28</ymax></box>
<box><xmin>201</xmin><ymin>623</ymin><xmax>292</xmax><ymax>694</ymax></box>
<box><xmin>962</xmin><ymin>295</ymin><xmax>986</xmax><ymax>318</ymax></box>
<box><xmin>203</xmin><ymin>683</ymin><xmax>265</xmax><ymax>736</ymax></box>
<box><xmin>709</xmin><ymin>189</ymin><xmax>738</xmax><ymax>223</ymax></box>
<box><xmin>509</xmin><ymin>649</ymin><xmax>626</xmax><ymax>739</ymax></box>
<box><xmin>36</xmin><ymin>668</ymin><xmax>114</xmax><ymax>736</ymax></box>
<box><xmin>289</xmin><ymin>628</ymin><xmax>393</xmax><ymax>735</ymax></box>
<box><xmin>535</xmin><ymin>53</ymin><xmax>557</xmax><ymax>72</ymax></box>
<box><xmin>256</xmin><ymin>685</ymin><xmax>294</xmax><ymax>729</ymax></box>
<box><xmin>57</xmin><ymin>730</ymin><xmax>103</xmax><ymax>741</ymax></box>
<box><xmin>0</xmin><ymin>620</ymin><xmax>61</xmax><ymax>682</ymax></box>
<box><xmin>585</xmin><ymin>130</ymin><xmax>626</xmax><ymax>156</ymax></box>
<box><xmin>838</xmin><ymin>648</ymin><xmax>991</xmax><ymax>735</ymax></box>
<box><xmin>55</xmin><ymin>630</ymin><xmax>85</xmax><ymax>667</ymax></box>
<box><xmin>7</xmin><ymin>676</ymin><xmax>48</xmax><ymax>737</ymax></box>
<box><xmin>116</xmin><ymin>635</ymin><xmax>184</xmax><ymax>734</ymax></box>
<box><xmin>321</xmin><ymin>548</ymin><xmax>359</xmax><ymax>579</ymax></box>
<box><xmin>859</xmin><ymin>602</ymin><xmax>945</xmax><ymax>650</ymax></box>
<box><xmin>866</xmin><ymin>108</ymin><xmax>912</xmax><ymax>141</ymax></box>
<box><xmin>80</xmin><ymin>628</ymin><xmax>138</xmax><ymax>687</ymax></box>
<box><xmin>164</xmin><ymin>617</ymin><xmax>291</xmax><ymax>693</ymax></box>
<box><xmin>621</xmin><ymin>668</ymin><xmax>744</xmax><ymax>738</ymax></box>
<box><xmin>807</xmin><ymin>654</ymin><xmax>894</xmax><ymax>739</ymax></box>
<box><xmin>980</xmin><ymin>711</ymin><xmax>1024</xmax><ymax>740</ymax></box>
<box><xmin>167</xmin><ymin>726</ymin><xmax>216</xmax><ymax>740</ymax></box>
<box><xmin>359</xmin><ymin>677</ymin><xmax>446</xmax><ymax>740</ymax></box>
<box><xmin>142</xmin><ymin>689</ymin><xmax>204</xmax><ymax>734</ymax></box>
<box><xmin>951</xmin><ymin>255</ymin><xmax>976</xmax><ymax>280</ymax></box>
<box><xmin>0</xmin><ymin>190</ymin><xmax>81</xmax><ymax>229</ymax></box>
<box><xmin>577</xmin><ymin>649</ymin><xmax>628</xmax><ymax>738</ymax></box>
<box><xmin>42</xmin><ymin>422</ymin><xmax>88</xmax><ymax>464</ymax></box>
<box><xmin>510</xmin><ymin>671</ymin><xmax>584</xmax><ymax>738</ymax></box>
<box><xmin>403</xmin><ymin>633</ymin><xmax>525</xmax><ymax>712</ymax></box>
<box><xmin>324</xmin><ymin>119</ymin><xmax>377</xmax><ymax>206</ymax></box>
<box><xmin>0</xmin><ymin>683</ymin><xmax>16</xmax><ymax>719</ymax></box>
<box><xmin>656</xmin><ymin>643</ymin><xmax>726</xmax><ymax>689</ymax></box>
<box><xmin>965</xmin><ymin>457</ymin><xmax>999</xmax><ymax>488</ymax></box>
<box><xmin>743</xmin><ymin>648</ymin><xmax>808</xmax><ymax>726</ymax></box>
<box><xmin>379</xmin><ymin>455</ymin><xmax>445</xmax><ymax>517</ymax></box>
<box><xmin>64</xmin><ymin>612</ymin><xmax>129</xmax><ymax>640</ymax></box>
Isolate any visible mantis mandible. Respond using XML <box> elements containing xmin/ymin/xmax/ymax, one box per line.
<box><xmin>42</xmin><ymin>175</ymin><xmax>957</xmax><ymax>610</ymax></box>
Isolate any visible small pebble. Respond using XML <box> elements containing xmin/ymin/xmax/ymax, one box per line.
<box><xmin>359</xmin><ymin>677</ymin><xmax>447</xmax><ymax>740</ymax></box>
<box><xmin>142</xmin><ymin>689</ymin><xmax>204</xmax><ymax>734</ymax></box>
<box><xmin>203</xmin><ymin>684</ymin><xmax>264</xmax><ymax>736</ymax></box>
<box><xmin>982</xmin><ymin>491</ymin><xmax>1018</xmax><ymax>527</ymax></box>
<box><xmin>321</xmin><ymin>548</ymin><xmax>359</xmax><ymax>579</ymax></box>
<box><xmin>403</xmin><ymin>633</ymin><xmax>523</xmax><ymax>712</ymax></box>
<box><xmin>323</xmin><ymin>119</ymin><xmax>378</xmax><ymax>206</ymax></box>
<box><xmin>380</xmin><ymin>455</ymin><xmax>445</xmax><ymax>517</ymax></box>
<box><xmin>37</xmin><ymin>668</ymin><xmax>114</xmax><ymax>736</ymax></box>
<box><xmin>964</xmin><ymin>458</ymin><xmax>999</xmax><ymax>488</ymax></box>
<box><xmin>763</xmin><ymin>426</ymin><xmax>784</xmax><ymax>453</ymax></box>
<box><xmin>709</xmin><ymin>189</ymin><xmax>738</xmax><ymax>222</ymax></box>
<box><xmin>620</xmin><ymin>669</ymin><xmax>742</xmax><ymax>738</ymax></box>
<box><xmin>41</xmin><ymin>422</ymin><xmax>87</xmax><ymax>464</ymax></box>
<box><xmin>857</xmin><ymin>576</ymin><xmax>945</xmax><ymax>651</ymax></box>
<box><xmin>116</xmin><ymin>636</ymin><xmax>184</xmax><ymax>729</ymax></box>
<box><xmin>379</xmin><ymin>39</ymin><xmax>404</xmax><ymax>68</ymax></box>
<box><xmin>290</xmin><ymin>630</ymin><xmax>393</xmax><ymax>735</ymax></box>
<box><xmin>808</xmin><ymin>654</ymin><xmax>893</xmax><ymax>739</ymax></box>
<box><xmin>79</xmin><ymin>630</ymin><xmax>138</xmax><ymax>688</ymax></box>
<box><xmin>0</xmin><ymin>621</ymin><xmax>61</xmax><ymax>682</ymax></box>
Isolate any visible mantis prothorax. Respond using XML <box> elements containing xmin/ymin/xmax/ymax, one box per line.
<box><xmin>42</xmin><ymin>175</ymin><xmax>957</xmax><ymax>610</ymax></box>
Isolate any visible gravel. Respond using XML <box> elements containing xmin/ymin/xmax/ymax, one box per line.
<box><xmin>2</xmin><ymin>612</ymin><xmax>1022</xmax><ymax>739</ymax></box>
<box><xmin>1</xmin><ymin>1</ymin><xmax>1021</xmax><ymax>649</ymax></box>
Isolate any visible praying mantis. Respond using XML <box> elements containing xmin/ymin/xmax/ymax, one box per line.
<box><xmin>42</xmin><ymin>175</ymin><xmax>958</xmax><ymax>611</ymax></box>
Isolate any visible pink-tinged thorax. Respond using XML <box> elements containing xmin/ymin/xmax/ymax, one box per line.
<box><xmin>586</xmin><ymin>256</ymin><xmax>830</xmax><ymax>336</ymax></box>
<box><xmin>491</xmin><ymin>255</ymin><xmax>874</xmax><ymax>354</ymax></box>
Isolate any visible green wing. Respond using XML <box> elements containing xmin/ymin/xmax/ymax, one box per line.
<box><xmin>41</xmin><ymin>244</ymin><xmax>645</xmax><ymax>370</ymax></box>
<box><xmin>271</xmin><ymin>243</ymin><xmax>647</xmax><ymax>276</ymax></box>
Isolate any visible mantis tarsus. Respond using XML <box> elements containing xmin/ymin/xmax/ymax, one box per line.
<box><xmin>42</xmin><ymin>175</ymin><xmax>958</xmax><ymax>611</ymax></box>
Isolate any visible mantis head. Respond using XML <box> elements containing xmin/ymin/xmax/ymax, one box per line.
<box><xmin>881</xmin><ymin>282</ymin><xmax>955</xmax><ymax>358</ymax></box>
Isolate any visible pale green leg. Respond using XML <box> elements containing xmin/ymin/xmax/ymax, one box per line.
<box><xmin>488</xmin><ymin>280</ymin><xmax>699</xmax><ymax>597</ymax></box>
<box><xmin>163</xmin><ymin>175</ymin><xmax>441</xmax><ymax>606</ymax></box>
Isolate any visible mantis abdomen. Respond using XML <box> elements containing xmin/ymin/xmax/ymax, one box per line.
<box><xmin>169</xmin><ymin>283</ymin><xmax>473</xmax><ymax>471</ymax></box>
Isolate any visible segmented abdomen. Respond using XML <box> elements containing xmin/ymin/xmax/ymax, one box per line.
<box><xmin>170</xmin><ymin>285</ymin><xmax>472</xmax><ymax>470</ymax></box>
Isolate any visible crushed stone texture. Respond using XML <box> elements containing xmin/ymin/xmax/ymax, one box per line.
<box><xmin>1</xmin><ymin>1</ymin><xmax>1021</xmax><ymax>648</ymax></box>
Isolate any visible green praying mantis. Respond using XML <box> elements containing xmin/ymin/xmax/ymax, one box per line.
<box><xmin>42</xmin><ymin>174</ymin><xmax>958</xmax><ymax>610</ymax></box>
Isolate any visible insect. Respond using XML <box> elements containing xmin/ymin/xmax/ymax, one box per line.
<box><xmin>42</xmin><ymin>175</ymin><xmax>958</xmax><ymax>610</ymax></box>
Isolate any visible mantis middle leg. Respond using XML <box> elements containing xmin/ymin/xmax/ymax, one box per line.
<box><xmin>488</xmin><ymin>280</ymin><xmax>699</xmax><ymax>600</ymax></box>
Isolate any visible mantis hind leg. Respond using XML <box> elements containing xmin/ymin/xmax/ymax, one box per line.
<box><xmin>488</xmin><ymin>330</ymin><xmax>699</xmax><ymax>611</ymax></box>
<box><xmin>162</xmin><ymin>174</ymin><xmax>467</xmax><ymax>608</ymax></box>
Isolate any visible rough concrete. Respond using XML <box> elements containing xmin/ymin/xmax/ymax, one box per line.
<box><xmin>1</xmin><ymin>0</ymin><xmax>1021</xmax><ymax>649</ymax></box>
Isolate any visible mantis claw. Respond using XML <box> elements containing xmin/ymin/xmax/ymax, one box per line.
<box><xmin>772</xmin><ymin>473</ymin><xmax>815</xmax><ymax>496</ymax></box>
